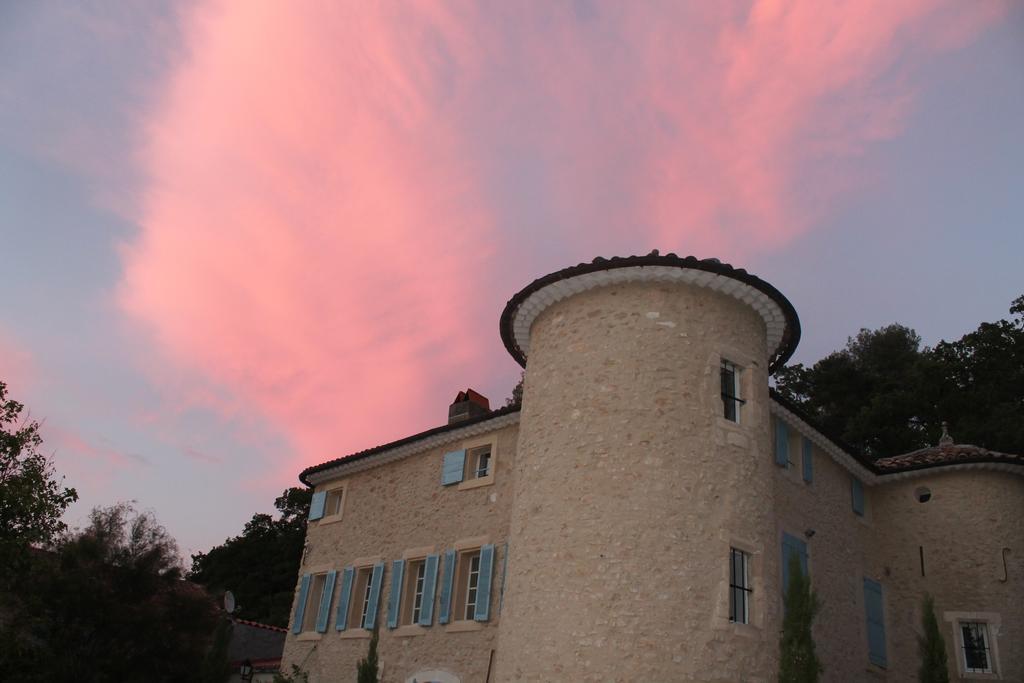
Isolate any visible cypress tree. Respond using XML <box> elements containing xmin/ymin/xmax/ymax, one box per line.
<box><xmin>357</xmin><ymin>626</ymin><xmax>380</xmax><ymax>683</ymax></box>
<box><xmin>778</xmin><ymin>553</ymin><xmax>823</xmax><ymax>683</ymax></box>
<box><xmin>918</xmin><ymin>594</ymin><xmax>950</xmax><ymax>683</ymax></box>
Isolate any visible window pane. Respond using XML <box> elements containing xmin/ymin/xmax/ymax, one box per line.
<box><xmin>962</xmin><ymin>623</ymin><xmax>991</xmax><ymax>672</ymax></box>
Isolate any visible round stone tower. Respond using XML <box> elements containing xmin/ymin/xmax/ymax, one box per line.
<box><xmin>493</xmin><ymin>253</ymin><xmax>800</xmax><ymax>681</ymax></box>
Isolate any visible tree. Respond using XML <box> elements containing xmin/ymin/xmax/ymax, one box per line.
<box><xmin>918</xmin><ymin>594</ymin><xmax>950</xmax><ymax>683</ymax></box>
<box><xmin>505</xmin><ymin>372</ymin><xmax>524</xmax><ymax>407</ymax></box>
<box><xmin>356</xmin><ymin>627</ymin><xmax>380</xmax><ymax>683</ymax></box>
<box><xmin>778</xmin><ymin>553</ymin><xmax>823</xmax><ymax>683</ymax></box>
<box><xmin>0</xmin><ymin>503</ymin><xmax>219</xmax><ymax>682</ymax></box>
<box><xmin>774</xmin><ymin>296</ymin><xmax>1024</xmax><ymax>458</ymax></box>
<box><xmin>0</xmin><ymin>381</ymin><xmax>77</xmax><ymax>579</ymax></box>
<box><xmin>189</xmin><ymin>487</ymin><xmax>312</xmax><ymax>627</ymax></box>
<box><xmin>774</xmin><ymin>325</ymin><xmax>932</xmax><ymax>458</ymax></box>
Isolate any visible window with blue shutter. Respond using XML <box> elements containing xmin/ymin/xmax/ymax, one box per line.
<box><xmin>441</xmin><ymin>450</ymin><xmax>466</xmax><ymax>485</ymax></box>
<box><xmin>774</xmin><ymin>419</ymin><xmax>789</xmax><ymax>467</ymax></box>
<box><xmin>802</xmin><ymin>437</ymin><xmax>813</xmax><ymax>483</ymax></box>
<box><xmin>438</xmin><ymin>549</ymin><xmax>457</xmax><ymax>624</ymax></box>
<box><xmin>781</xmin><ymin>532</ymin><xmax>808</xmax><ymax>598</ymax></box>
<box><xmin>308</xmin><ymin>491</ymin><xmax>327</xmax><ymax>521</ymax></box>
<box><xmin>387</xmin><ymin>559</ymin><xmax>405</xmax><ymax>629</ymax></box>
<box><xmin>291</xmin><ymin>574</ymin><xmax>311</xmax><ymax>634</ymax></box>
<box><xmin>852</xmin><ymin>477</ymin><xmax>865</xmax><ymax>516</ymax></box>
<box><xmin>335</xmin><ymin>567</ymin><xmax>354</xmax><ymax>631</ymax></box>
<box><xmin>474</xmin><ymin>544</ymin><xmax>495</xmax><ymax>622</ymax></box>
<box><xmin>315</xmin><ymin>570</ymin><xmax>337</xmax><ymax>633</ymax></box>
<box><xmin>863</xmin><ymin>578</ymin><xmax>887</xmax><ymax>667</ymax></box>
<box><xmin>418</xmin><ymin>554</ymin><xmax>439</xmax><ymax>626</ymax></box>
<box><xmin>363</xmin><ymin>563</ymin><xmax>384</xmax><ymax>629</ymax></box>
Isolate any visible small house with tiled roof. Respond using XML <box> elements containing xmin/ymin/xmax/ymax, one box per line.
<box><xmin>282</xmin><ymin>253</ymin><xmax>1023</xmax><ymax>682</ymax></box>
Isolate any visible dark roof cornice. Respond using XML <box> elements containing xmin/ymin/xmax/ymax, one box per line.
<box><xmin>499</xmin><ymin>252</ymin><xmax>802</xmax><ymax>373</ymax></box>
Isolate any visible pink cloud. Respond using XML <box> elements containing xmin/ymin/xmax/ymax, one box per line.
<box><xmin>119</xmin><ymin>0</ymin><xmax>1004</xmax><ymax>478</ymax></box>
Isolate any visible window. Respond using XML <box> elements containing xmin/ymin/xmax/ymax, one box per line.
<box><xmin>467</xmin><ymin>445</ymin><xmax>491</xmax><ymax>479</ymax></box>
<box><xmin>458</xmin><ymin>551</ymin><xmax>482</xmax><ymax>621</ymax></box>
<box><xmin>729</xmin><ymin>548</ymin><xmax>751</xmax><ymax>624</ymax></box>
<box><xmin>343</xmin><ymin>565</ymin><xmax>379</xmax><ymax>630</ymax></box>
<box><xmin>291</xmin><ymin>570</ymin><xmax>337</xmax><ymax>635</ymax></box>
<box><xmin>324</xmin><ymin>487</ymin><xmax>345</xmax><ymax>517</ymax></box>
<box><xmin>960</xmin><ymin>622</ymin><xmax>992</xmax><ymax>673</ymax></box>
<box><xmin>302</xmin><ymin>573</ymin><xmax>328</xmax><ymax>631</ymax></box>
<box><xmin>720</xmin><ymin>360</ymin><xmax>743</xmax><ymax>422</ymax></box>
<box><xmin>402</xmin><ymin>560</ymin><xmax>427</xmax><ymax>625</ymax></box>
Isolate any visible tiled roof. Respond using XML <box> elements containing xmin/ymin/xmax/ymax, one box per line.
<box><xmin>228</xmin><ymin>618</ymin><xmax>287</xmax><ymax>664</ymax></box>
<box><xmin>874</xmin><ymin>443</ymin><xmax>1024</xmax><ymax>473</ymax></box>
<box><xmin>499</xmin><ymin>251</ymin><xmax>802</xmax><ymax>373</ymax></box>
<box><xmin>298</xmin><ymin>403</ymin><xmax>522</xmax><ymax>486</ymax></box>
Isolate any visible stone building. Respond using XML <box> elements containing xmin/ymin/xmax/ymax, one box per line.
<box><xmin>281</xmin><ymin>253</ymin><xmax>1023</xmax><ymax>682</ymax></box>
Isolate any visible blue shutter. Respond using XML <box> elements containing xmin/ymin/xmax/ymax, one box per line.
<box><xmin>802</xmin><ymin>437</ymin><xmax>813</xmax><ymax>483</ymax></box>
<box><xmin>315</xmin><ymin>570</ymin><xmax>337</xmax><ymax>633</ymax></box>
<box><xmin>363</xmin><ymin>563</ymin><xmax>384</xmax><ymax>629</ymax></box>
<box><xmin>438</xmin><ymin>549</ymin><xmax>457</xmax><ymax>624</ymax></box>
<box><xmin>781</xmin><ymin>532</ymin><xmax>809</xmax><ymax>597</ymax></box>
<box><xmin>863</xmin><ymin>578</ymin><xmax>887</xmax><ymax>667</ymax></box>
<box><xmin>291</xmin><ymin>574</ymin><xmax>311</xmax><ymax>634</ymax></box>
<box><xmin>387</xmin><ymin>559</ymin><xmax>405</xmax><ymax>629</ymax></box>
<box><xmin>335</xmin><ymin>567</ymin><xmax>354</xmax><ymax>631</ymax></box>
<box><xmin>498</xmin><ymin>542</ymin><xmax>509</xmax><ymax>615</ymax></box>
<box><xmin>852</xmin><ymin>477</ymin><xmax>865</xmax><ymax>516</ymax></box>
<box><xmin>418</xmin><ymin>554</ymin><xmax>439</xmax><ymax>626</ymax></box>
<box><xmin>474</xmin><ymin>544</ymin><xmax>495</xmax><ymax>622</ymax></box>
<box><xmin>441</xmin><ymin>450</ymin><xmax>466</xmax><ymax>485</ymax></box>
<box><xmin>774</xmin><ymin>419</ymin><xmax>789</xmax><ymax>467</ymax></box>
<box><xmin>308</xmin><ymin>491</ymin><xmax>327</xmax><ymax>520</ymax></box>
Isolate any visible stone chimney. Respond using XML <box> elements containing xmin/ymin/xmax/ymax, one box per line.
<box><xmin>448</xmin><ymin>389</ymin><xmax>490</xmax><ymax>424</ymax></box>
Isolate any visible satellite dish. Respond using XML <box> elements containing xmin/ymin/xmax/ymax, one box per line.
<box><xmin>224</xmin><ymin>590</ymin><xmax>236</xmax><ymax>614</ymax></box>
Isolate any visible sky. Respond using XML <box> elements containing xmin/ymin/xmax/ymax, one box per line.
<box><xmin>1</xmin><ymin>0</ymin><xmax>1022</xmax><ymax>558</ymax></box>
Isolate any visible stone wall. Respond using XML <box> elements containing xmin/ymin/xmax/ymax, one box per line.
<box><xmin>868</xmin><ymin>470</ymin><xmax>1024</xmax><ymax>682</ymax></box>
<box><xmin>493</xmin><ymin>281</ymin><xmax>779</xmax><ymax>681</ymax></box>
<box><xmin>281</xmin><ymin>422</ymin><xmax>519</xmax><ymax>683</ymax></box>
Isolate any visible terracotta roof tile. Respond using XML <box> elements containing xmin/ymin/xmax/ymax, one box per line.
<box><xmin>874</xmin><ymin>443</ymin><xmax>1024</xmax><ymax>473</ymax></box>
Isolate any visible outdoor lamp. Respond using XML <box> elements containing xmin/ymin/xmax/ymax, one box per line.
<box><xmin>240</xmin><ymin>659</ymin><xmax>253</xmax><ymax>681</ymax></box>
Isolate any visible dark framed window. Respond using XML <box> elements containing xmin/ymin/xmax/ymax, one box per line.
<box><xmin>729</xmin><ymin>548</ymin><xmax>751</xmax><ymax>624</ymax></box>
<box><xmin>960</xmin><ymin>622</ymin><xmax>992</xmax><ymax>673</ymax></box>
<box><xmin>721</xmin><ymin>360</ymin><xmax>744</xmax><ymax>422</ymax></box>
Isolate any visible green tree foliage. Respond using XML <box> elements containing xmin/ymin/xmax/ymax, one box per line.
<box><xmin>0</xmin><ymin>381</ymin><xmax>77</xmax><ymax>579</ymax></box>
<box><xmin>356</xmin><ymin>627</ymin><xmax>380</xmax><ymax>683</ymax></box>
<box><xmin>778</xmin><ymin>553</ymin><xmax>823</xmax><ymax>683</ymax></box>
<box><xmin>505</xmin><ymin>372</ymin><xmax>524</xmax><ymax>407</ymax></box>
<box><xmin>775</xmin><ymin>296</ymin><xmax>1024</xmax><ymax>457</ymax></box>
<box><xmin>918</xmin><ymin>594</ymin><xmax>950</xmax><ymax>683</ymax></box>
<box><xmin>272</xmin><ymin>664</ymin><xmax>309</xmax><ymax>683</ymax></box>
<box><xmin>0</xmin><ymin>503</ymin><xmax>219</xmax><ymax>682</ymax></box>
<box><xmin>189</xmin><ymin>487</ymin><xmax>311</xmax><ymax>627</ymax></box>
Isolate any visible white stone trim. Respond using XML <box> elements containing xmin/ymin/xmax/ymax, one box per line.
<box><xmin>305</xmin><ymin>412</ymin><xmax>520</xmax><ymax>485</ymax></box>
<box><xmin>509</xmin><ymin>265</ymin><xmax>789</xmax><ymax>362</ymax></box>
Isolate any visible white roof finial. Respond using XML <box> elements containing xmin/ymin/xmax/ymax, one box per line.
<box><xmin>938</xmin><ymin>421</ymin><xmax>954</xmax><ymax>446</ymax></box>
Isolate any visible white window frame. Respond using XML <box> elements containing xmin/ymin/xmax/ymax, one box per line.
<box><xmin>457</xmin><ymin>438</ymin><xmax>496</xmax><ymax>490</ymax></box>
<box><xmin>960</xmin><ymin>621</ymin><xmax>993</xmax><ymax>674</ymax></box>
<box><xmin>945</xmin><ymin>611</ymin><xmax>1002</xmax><ymax>679</ymax></box>
<box><xmin>463</xmin><ymin>552</ymin><xmax>481</xmax><ymax>621</ymax></box>
<box><xmin>411</xmin><ymin>561</ymin><xmax>427</xmax><ymax>624</ymax></box>
<box><xmin>319</xmin><ymin>483</ymin><xmax>347</xmax><ymax>524</ymax></box>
